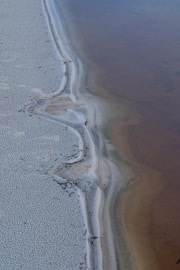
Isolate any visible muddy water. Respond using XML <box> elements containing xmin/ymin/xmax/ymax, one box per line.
<box><xmin>60</xmin><ymin>0</ymin><xmax>180</xmax><ymax>269</ymax></box>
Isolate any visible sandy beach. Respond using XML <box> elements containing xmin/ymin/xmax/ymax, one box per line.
<box><xmin>0</xmin><ymin>0</ymin><xmax>122</xmax><ymax>269</ymax></box>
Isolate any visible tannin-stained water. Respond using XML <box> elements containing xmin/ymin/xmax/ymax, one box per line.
<box><xmin>60</xmin><ymin>0</ymin><xmax>180</xmax><ymax>269</ymax></box>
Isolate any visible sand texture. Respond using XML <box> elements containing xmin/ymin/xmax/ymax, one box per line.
<box><xmin>0</xmin><ymin>0</ymin><xmax>87</xmax><ymax>269</ymax></box>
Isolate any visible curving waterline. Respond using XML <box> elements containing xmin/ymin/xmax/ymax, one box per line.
<box><xmin>25</xmin><ymin>0</ymin><xmax>122</xmax><ymax>269</ymax></box>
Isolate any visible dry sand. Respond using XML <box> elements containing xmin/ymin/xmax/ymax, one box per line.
<box><xmin>0</xmin><ymin>0</ymin><xmax>87</xmax><ymax>268</ymax></box>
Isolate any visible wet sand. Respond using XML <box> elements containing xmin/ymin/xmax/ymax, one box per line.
<box><xmin>59</xmin><ymin>0</ymin><xmax>180</xmax><ymax>269</ymax></box>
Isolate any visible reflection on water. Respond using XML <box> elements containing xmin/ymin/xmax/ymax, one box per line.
<box><xmin>61</xmin><ymin>0</ymin><xmax>180</xmax><ymax>269</ymax></box>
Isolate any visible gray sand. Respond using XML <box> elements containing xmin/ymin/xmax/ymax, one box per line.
<box><xmin>0</xmin><ymin>0</ymin><xmax>87</xmax><ymax>269</ymax></box>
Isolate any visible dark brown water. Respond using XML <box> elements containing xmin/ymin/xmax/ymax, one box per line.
<box><xmin>60</xmin><ymin>0</ymin><xmax>180</xmax><ymax>269</ymax></box>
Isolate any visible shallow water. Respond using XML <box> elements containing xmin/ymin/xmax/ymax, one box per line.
<box><xmin>60</xmin><ymin>0</ymin><xmax>180</xmax><ymax>269</ymax></box>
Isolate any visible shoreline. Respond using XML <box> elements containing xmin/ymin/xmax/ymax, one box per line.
<box><xmin>41</xmin><ymin>0</ymin><xmax>125</xmax><ymax>269</ymax></box>
<box><xmin>53</xmin><ymin>4</ymin><xmax>161</xmax><ymax>267</ymax></box>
